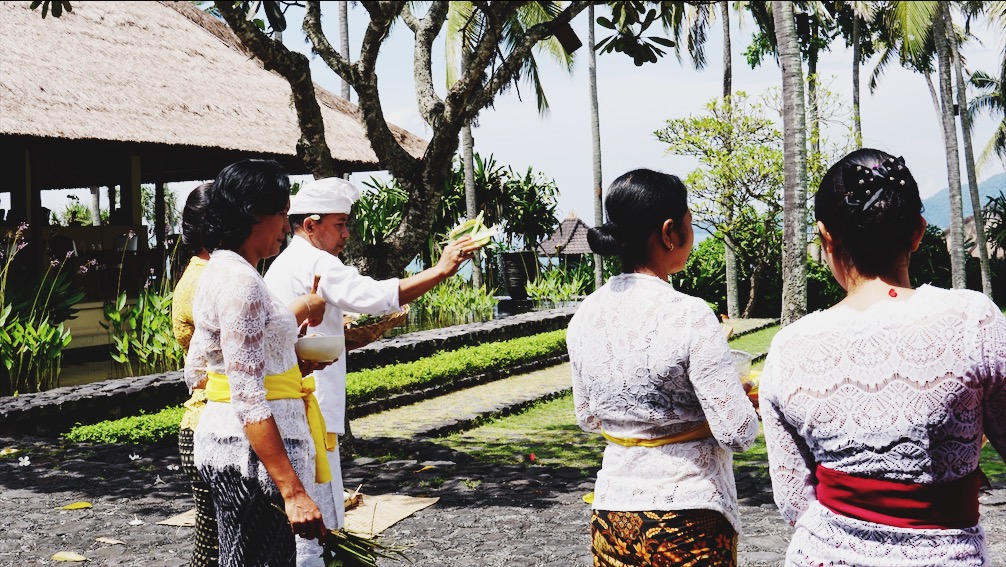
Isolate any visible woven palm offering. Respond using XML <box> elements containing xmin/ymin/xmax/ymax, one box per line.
<box><xmin>343</xmin><ymin>305</ymin><xmax>409</xmax><ymax>346</ymax></box>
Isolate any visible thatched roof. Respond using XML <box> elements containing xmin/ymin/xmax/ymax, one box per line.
<box><xmin>0</xmin><ymin>1</ymin><xmax>427</xmax><ymax>187</ymax></box>
<box><xmin>538</xmin><ymin>212</ymin><xmax>592</xmax><ymax>255</ymax></box>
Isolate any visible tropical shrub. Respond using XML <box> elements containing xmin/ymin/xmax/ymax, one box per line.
<box><xmin>408</xmin><ymin>273</ymin><xmax>498</xmax><ymax>328</ymax></box>
<box><xmin>0</xmin><ymin>224</ymin><xmax>82</xmax><ymax>395</ymax></box>
<box><xmin>527</xmin><ymin>264</ymin><xmax>589</xmax><ymax>302</ymax></box>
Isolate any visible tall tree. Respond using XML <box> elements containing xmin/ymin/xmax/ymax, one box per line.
<box><xmin>932</xmin><ymin>1</ymin><xmax>968</xmax><ymax>288</ymax></box>
<box><xmin>338</xmin><ymin>0</ymin><xmax>350</xmax><ymax>100</ymax></box>
<box><xmin>209</xmin><ymin>1</ymin><xmax>590</xmax><ymax>279</ymax></box>
<box><xmin>773</xmin><ymin>0</ymin><xmax>809</xmax><ymax>325</ymax></box>
<box><xmin>588</xmin><ymin>4</ymin><xmax>604</xmax><ymax>291</ymax></box>
<box><xmin>952</xmin><ymin>29</ymin><xmax>993</xmax><ymax>297</ymax></box>
<box><xmin>721</xmin><ymin>0</ymin><xmax>739</xmax><ymax>319</ymax></box>
<box><xmin>446</xmin><ymin>1</ymin><xmax>574</xmax><ymax>288</ymax></box>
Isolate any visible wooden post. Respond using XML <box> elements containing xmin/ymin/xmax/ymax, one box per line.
<box><xmin>89</xmin><ymin>186</ymin><xmax>101</xmax><ymax>226</ymax></box>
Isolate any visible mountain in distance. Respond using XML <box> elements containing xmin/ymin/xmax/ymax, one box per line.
<box><xmin>921</xmin><ymin>172</ymin><xmax>1005</xmax><ymax>229</ymax></box>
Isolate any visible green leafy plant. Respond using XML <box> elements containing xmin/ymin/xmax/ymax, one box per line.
<box><xmin>65</xmin><ymin>406</ymin><xmax>186</xmax><ymax>444</ymax></box>
<box><xmin>408</xmin><ymin>273</ymin><xmax>498</xmax><ymax>328</ymax></box>
<box><xmin>322</xmin><ymin>528</ymin><xmax>411</xmax><ymax>567</ymax></box>
<box><xmin>527</xmin><ymin>265</ymin><xmax>588</xmax><ymax>302</ymax></box>
<box><xmin>0</xmin><ymin>223</ymin><xmax>78</xmax><ymax>395</ymax></box>
<box><xmin>102</xmin><ymin>239</ymin><xmax>184</xmax><ymax>377</ymax></box>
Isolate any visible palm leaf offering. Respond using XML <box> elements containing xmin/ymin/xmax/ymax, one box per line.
<box><xmin>446</xmin><ymin>211</ymin><xmax>498</xmax><ymax>246</ymax></box>
<box><xmin>322</xmin><ymin>528</ymin><xmax>411</xmax><ymax>567</ymax></box>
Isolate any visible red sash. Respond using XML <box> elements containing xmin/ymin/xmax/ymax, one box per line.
<box><xmin>815</xmin><ymin>464</ymin><xmax>986</xmax><ymax>530</ymax></box>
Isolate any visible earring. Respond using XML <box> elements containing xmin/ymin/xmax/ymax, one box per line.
<box><xmin>668</xmin><ymin>243</ymin><xmax>675</xmax><ymax>251</ymax></box>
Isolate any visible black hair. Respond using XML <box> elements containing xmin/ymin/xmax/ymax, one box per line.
<box><xmin>202</xmin><ymin>159</ymin><xmax>291</xmax><ymax>252</ymax></box>
<box><xmin>180</xmin><ymin>182</ymin><xmax>212</xmax><ymax>257</ymax></box>
<box><xmin>815</xmin><ymin>148</ymin><xmax>923</xmax><ymax>277</ymax></box>
<box><xmin>587</xmin><ymin>169</ymin><xmax>689</xmax><ymax>272</ymax></box>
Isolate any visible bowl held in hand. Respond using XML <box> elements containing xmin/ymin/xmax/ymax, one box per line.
<box><xmin>295</xmin><ymin>334</ymin><xmax>345</xmax><ymax>363</ymax></box>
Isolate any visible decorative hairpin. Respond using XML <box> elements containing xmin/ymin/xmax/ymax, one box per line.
<box><xmin>839</xmin><ymin>156</ymin><xmax>910</xmax><ymax>211</ymax></box>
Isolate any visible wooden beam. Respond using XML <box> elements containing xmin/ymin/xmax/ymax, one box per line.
<box><xmin>129</xmin><ymin>154</ymin><xmax>142</xmax><ymax>225</ymax></box>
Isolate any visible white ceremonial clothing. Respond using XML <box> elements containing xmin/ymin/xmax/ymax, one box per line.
<box><xmin>184</xmin><ymin>251</ymin><xmax>319</xmax><ymax>563</ymax></box>
<box><xmin>264</xmin><ymin>235</ymin><xmax>400</xmax><ymax>566</ymax></box>
<box><xmin>760</xmin><ymin>285</ymin><xmax>1006</xmax><ymax>567</ymax></box>
<box><xmin>567</xmin><ymin>273</ymin><xmax>760</xmax><ymax>534</ymax></box>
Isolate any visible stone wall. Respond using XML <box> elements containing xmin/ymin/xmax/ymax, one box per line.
<box><xmin>0</xmin><ymin>306</ymin><xmax>576</xmax><ymax>437</ymax></box>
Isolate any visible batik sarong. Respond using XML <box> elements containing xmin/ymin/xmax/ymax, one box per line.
<box><xmin>179</xmin><ymin>427</ymin><xmax>219</xmax><ymax>566</ymax></box>
<box><xmin>202</xmin><ymin>464</ymin><xmax>295</xmax><ymax>567</ymax></box>
<box><xmin>591</xmin><ymin>508</ymin><xmax>737</xmax><ymax>567</ymax></box>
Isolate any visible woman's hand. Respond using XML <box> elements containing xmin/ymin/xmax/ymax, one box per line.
<box><xmin>284</xmin><ymin>490</ymin><xmax>327</xmax><ymax>542</ymax></box>
<box><xmin>298</xmin><ymin>358</ymin><xmax>334</xmax><ymax>377</ymax></box>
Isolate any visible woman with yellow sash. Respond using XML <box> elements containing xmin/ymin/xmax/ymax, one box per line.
<box><xmin>760</xmin><ymin>150</ymin><xmax>1006</xmax><ymax>566</ymax></box>
<box><xmin>568</xmin><ymin>169</ymin><xmax>759</xmax><ymax>566</ymax></box>
<box><xmin>184</xmin><ymin>160</ymin><xmax>330</xmax><ymax>567</ymax></box>
<box><xmin>173</xmin><ymin>182</ymin><xmax>326</xmax><ymax>567</ymax></box>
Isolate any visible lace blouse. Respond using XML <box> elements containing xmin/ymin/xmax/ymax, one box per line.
<box><xmin>185</xmin><ymin>250</ymin><xmax>313</xmax><ymax>488</ymax></box>
<box><xmin>760</xmin><ymin>285</ymin><xmax>1006</xmax><ymax>566</ymax></box>
<box><xmin>568</xmin><ymin>274</ymin><xmax>760</xmax><ymax>533</ymax></box>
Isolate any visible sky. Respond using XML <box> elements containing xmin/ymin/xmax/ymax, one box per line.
<box><xmin>25</xmin><ymin>4</ymin><xmax>1006</xmax><ymax>231</ymax></box>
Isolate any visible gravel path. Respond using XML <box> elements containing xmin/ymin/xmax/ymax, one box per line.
<box><xmin>3</xmin><ymin>433</ymin><xmax>1006</xmax><ymax>566</ymax></box>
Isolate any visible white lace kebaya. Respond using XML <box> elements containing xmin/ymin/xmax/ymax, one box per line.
<box><xmin>185</xmin><ymin>249</ymin><xmax>314</xmax><ymax>494</ymax></box>
<box><xmin>568</xmin><ymin>273</ymin><xmax>760</xmax><ymax>534</ymax></box>
<box><xmin>760</xmin><ymin>285</ymin><xmax>1006</xmax><ymax>567</ymax></box>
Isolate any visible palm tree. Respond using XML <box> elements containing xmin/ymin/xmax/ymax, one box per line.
<box><xmin>773</xmin><ymin>0</ymin><xmax>809</xmax><ymax>325</ymax></box>
<box><xmin>338</xmin><ymin>0</ymin><xmax>350</xmax><ymax>100</ymax></box>
<box><xmin>952</xmin><ymin>23</ymin><xmax>993</xmax><ymax>297</ymax></box>
<box><xmin>969</xmin><ymin>69</ymin><xmax>1006</xmax><ymax>167</ymax></box>
<box><xmin>846</xmin><ymin>1</ymin><xmax>880</xmax><ymax>147</ymax></box>
<box><xmin>446</xmin><ymin>2</ymin><xmax>574</xmax><ymax>288</ymax></box>
<box><xmin>588</xmin><ymin>4</ymin><xmax>604</xmax><ymax>291</ymax></box>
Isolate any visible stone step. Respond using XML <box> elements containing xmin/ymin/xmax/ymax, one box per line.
<box><xmin>353</xmin><ymin>362</ymin><xmax>572</xmax><ymax>440</ymax></box>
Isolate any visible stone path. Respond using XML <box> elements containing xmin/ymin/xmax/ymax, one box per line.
<box><xmin>5</xmin><ymin>358</ymin><xmax>1006</xmax><ymax>566</ymax></box>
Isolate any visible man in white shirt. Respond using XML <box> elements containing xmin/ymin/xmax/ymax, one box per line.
<box><xmin>264</xmin><ymin>177</ymin><xmax>479</xmax><ymax>566</ymax></box>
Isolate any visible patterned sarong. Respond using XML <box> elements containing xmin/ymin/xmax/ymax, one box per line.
<box><xmin>591</xmin><ymin>509</ymin><xmax>737</xmax><ymax>567</ymax></box>
<box><xmin>178</xmin><ymin>427</ymin><xmax>219</xmax><ymax>566</ymax></box>
<box><xmin>202</xmin><ymin>464</ymin><xmax>296</xmax><ymax>567</ymax></box>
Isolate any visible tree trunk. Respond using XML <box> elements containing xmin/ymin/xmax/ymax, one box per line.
<box><xmin>462</xmin><ymin>124</ymin><xmax>481</xmax><ymax>286</ymax></box>
<box><xmin>588</xmin><ymin>4</ymin><xmax>604</xmax><ymax>291</ymax></box>
<box><xmin>722</xmin><ymin>1</ymin><xmax>738</xmax><ymax>319</ymax></box>
<box><xmin>852</xmin><ymin>16</ymin><xmax>862</xmax><ymax>148</ymax></box>
<box><xmin>461</xmin><ymin>46</ymin><xmax>482</xmax><ymax>288</ymax></box>
<box><xmin>952</xmin><ymin>36</ymin><xmax>993</xmax><ymax>298</ymax></box>
<box><xmin>339</xmin><ymin>1</ymin><xmax>351</xmax><ymax>101</ymax></box>
<box><xmin>934</xmin><ymin>4</ymin><xmax>967</xmax><ymax>289</ymax></box>
<box><xmin>742</xmin><ymin>262</ymin><xmax>763</xmax><ymax>319</ymax></box>
<box><xmin>808</xmin><ymin>28</ymin><xmax>820</xmax><ymax>157</ymax></box>
<box><xmin>773</xmin><ymin>1</ymin><xmax>808</xmax><ymax>326</ymax></box>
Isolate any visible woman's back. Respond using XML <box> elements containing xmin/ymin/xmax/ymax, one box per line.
<box><xmin>761</xmin><ymin>285</ymin><xmax>1006</xmax><ymax>566</ymax></box>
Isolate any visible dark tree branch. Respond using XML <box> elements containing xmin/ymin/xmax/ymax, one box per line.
<box><xmin>408</xmin><ymin>2</ymin><xmax>449</xmax><ymax>126</ymax></box>
<box><xmin>214</xmin><ymin>1</ymin><xmax>338</xmax><ymax>177</ymax></box>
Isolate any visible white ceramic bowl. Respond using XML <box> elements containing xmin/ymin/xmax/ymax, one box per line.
<box><xmin>295</xmin><ymin>334</ymin><xmax>345</xmax><ymax>363</ymax></box>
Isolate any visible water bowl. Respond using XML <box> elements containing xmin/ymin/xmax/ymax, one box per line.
<box><xmin>295</xmin><ymin>334</ymin><xmax>345</xmax><ymax>363</ymax></box>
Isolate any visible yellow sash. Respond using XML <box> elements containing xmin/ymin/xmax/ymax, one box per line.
<box><xmin>205</xmin><ymin>366</ymin><xmax>331</xmax><ymax>484</ymax></box>
<box><xmin>601</xmin><ymin>421</ymin><xmax>713</xmax><ymax>447</ymax></box>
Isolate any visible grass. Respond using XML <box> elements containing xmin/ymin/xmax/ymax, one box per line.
<box><xmin>444</xmin><ymin>392</ymin><xmax>1006</xmax><ymax>488</ymax></box>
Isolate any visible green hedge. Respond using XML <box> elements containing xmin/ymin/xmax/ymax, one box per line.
<box><xmin>64</xmin><ymin>406</ymin><xmax>185</xmax><ymax>444</ymax></box>
<box><xmin>63</xmin><ymin>330</ymin><xmax>568</xmax><ymax>444</ymax></box>
<box><xmin>346</xmin><ymin>329</ymin><xmax>566</xmax><ymax>404</ymax></box>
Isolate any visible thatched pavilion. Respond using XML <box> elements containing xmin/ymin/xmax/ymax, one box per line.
<box><xmin>0</xmin><ymin>0</ymin><xmax>425</xmax><ymax>347</ymax></box>
<box><xmin>537</xmin><ymin>212</ymin><xmax>592</xmax><ymax>257</ymax></box>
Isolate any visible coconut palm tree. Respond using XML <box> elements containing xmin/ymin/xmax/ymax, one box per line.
<box><xmin>588</xmin><ymin>4</ymin><xmax>604</xmax><ymax>290</ymax></box>
<box><xmin>951</xmin><ymin>16</ymin><xmax>993</xmax><ymax>297</ymax></box>
<box><xmin>969</xmin><ymin>70</ymin><xmax>1006</xmax><ymax>167</ymax></box>
<box><xmin>773</xmin><ymin>0</ymin><xmax>809</xmax><ymax>325</ymax></box>
<box><xmin>338</xmin><ymin>0</ymin><xmax>350</xmax><ymax>100</ymax></box>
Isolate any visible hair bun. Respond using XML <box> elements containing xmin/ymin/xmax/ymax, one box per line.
<box><xmin>587</xmin><ymin>222</ymin><xmax>622</xmax><ymax>256</ymax></box>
